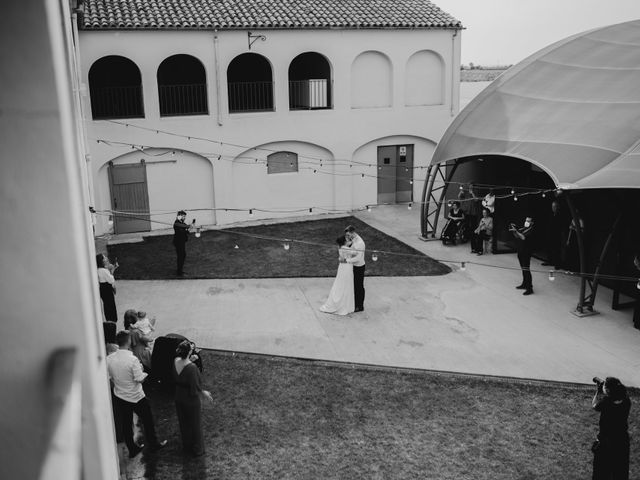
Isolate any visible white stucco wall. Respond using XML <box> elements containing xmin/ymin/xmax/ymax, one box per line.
<box><xmin>79</xmin><ymin>27</ymin><xmax>461</xmax><ymax>234</ymax></box>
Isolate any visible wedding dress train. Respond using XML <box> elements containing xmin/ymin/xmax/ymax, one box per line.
<box><xmin>320</xmin><ymin>246</ymin><xmax>355</xmax><ymax>315</ymax></box>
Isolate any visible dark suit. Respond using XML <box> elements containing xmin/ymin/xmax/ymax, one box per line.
<box><xmin>514</xmin><ymin>223</ymin><xmax>534</xmax><ymax>289</ymax></box>
<box><xmin>173</xmin><ymin>219</ymin><xmax>190</xmax><ymax>275</ymax></box>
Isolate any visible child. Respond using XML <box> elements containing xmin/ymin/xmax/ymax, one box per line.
<box><xmin>133</xmin><ymin>310</ymin><xmax>156</xmax><ymax>337</ymax></box>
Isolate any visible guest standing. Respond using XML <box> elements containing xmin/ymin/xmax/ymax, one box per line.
<box><xmin>173</xmin><ymin>210</ymin><xmax>194</xmax><ymax>277</ymax></box>
<box><xmin>509</xmin><ymin>216</ymin><xmax>534</xmax><ymax>295</ymax></box>
<box><xmin>97</xmin><ymin>253</ymin><xmax>118</xmax><ymax>322</ymax></box>
<box><xmin>107</xmin><ymin>330</ymin><xmax>167</xmax><ymax>458</ymax></box>
<box><xmin>592</xmin><ymin>377</ymin><xmax>631</xmax><ymax>480</ymax></box>
<box><xmin>174</xmin><ymin>340</ymin><xmax>212</xmax><ymax>457</ymax></box>
<box><xmin>470</xmin><ymin>208</ymin><xmax>493</xmax><ymax>255</ymax></box>
<box><xmin>482</xmin><ymin>189</ymin><xmax>497</xmax><ymax>252</ymax></box>
<box><xmin>124</xmin><ymin>309</ymin><xmax>153</xmax><ymax>372</ymax></box>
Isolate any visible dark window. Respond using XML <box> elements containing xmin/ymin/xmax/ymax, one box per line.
<box><xmin>89</xmin><ymin>56</ymin><xmax>144</xmax><ymax>119</ymax></box>
<box><xmin>267</xmin><ymin>152</ymin><xmax>298</xmax><ymax>174</ymax></box>
<box><xmin>288</xmin><ymin>52</ymin><xmax>332</xmax><ymax>110</ymax></box>
<box><xmin>227</xmin><ymin>53</ymin><xmax>273</xmax><ymax>113</ymax></box>
<box><xmin>157</xmin><ymin>55</ymin><xmax>208</xmax><ymax>116</ymax></box>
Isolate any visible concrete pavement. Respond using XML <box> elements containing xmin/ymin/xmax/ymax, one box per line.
<box><xmin>111</xmin><ymin>205</ymin><xmax>640</xmax><ymax>386</ymax></box>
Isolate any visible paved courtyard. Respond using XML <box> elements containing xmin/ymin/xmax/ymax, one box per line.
<box><xmin>110</xmin><ymin>205</ymin><xmax>640</xmax><ymax>387</ymax></box>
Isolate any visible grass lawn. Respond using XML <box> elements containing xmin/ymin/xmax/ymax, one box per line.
<box><xmin>134</xmin><ymin>351</ymin><xmax>639</xmax><ymax>480</ymax></box>
<box><xmin>108</xmin><ymin>216</ymin><xmax>451</xmax><ymax>279</ymax></box>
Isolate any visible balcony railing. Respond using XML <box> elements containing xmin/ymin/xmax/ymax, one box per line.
<box><xmin>90</xmin><ymin>85</ymin><xmax>144</xmax><ymax>120</ymax></box>
<box><xmin>159</xmin><ymin>83</ymin><xmax>208</xmax><ymax>117</ymax></box>
<box><xmin>228</xmin><ymin>81</ymin><xmax>273</xmax><ymax>113</ymax></box>
<box><xmin>289</xmin><ymin>79</ymin><xmax>330</xmax><ymax>110</ymax></box>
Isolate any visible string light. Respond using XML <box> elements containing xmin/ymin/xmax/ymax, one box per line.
<box><xmin>93</xmin><ymin>208</ymin><xmax>640</xmax><ymax>285</ymax></box>
<box><xmin>371</xmin><ymin>252</ymin><xmax>378</xmax><ymax>262</ymax></box>
<box><xmin>195</xmin><ymin>226</ymin><xmax>201</xmax><ymax>238</ymax></box>
<box><xmin>548</xmin><ymin>270</ymin><xmax>555</xmax><ymax>282</ymax></box>
<box><xmin>283</xmin><ymin>241</ymin><xmax>290</xmax><ymax>251</ymax></box>
<box><xmin>513</xmin><ymin>195</ymin><xmax>518</xmax><ymax>202</ymax></box>
<box><xmin>407</xmin><ymin>203</ymin><xmax>412</xmax><ymax>210</ymax></box>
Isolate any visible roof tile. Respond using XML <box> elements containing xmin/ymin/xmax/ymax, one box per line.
<box><xmin>81</xmin><ymin>0</ymin><xmax>462</xmax><ymax>30</ymax></box>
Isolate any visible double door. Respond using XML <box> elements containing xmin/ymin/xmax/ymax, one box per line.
<box><xmin>108</xmin><ymin>161</ymin><xmax>151</xmax><ymax>234</ymax></box>
<box><xmin>377</xmin><ymin>144</ymin><xmax>414</xmax><ymax>204</ymax></box>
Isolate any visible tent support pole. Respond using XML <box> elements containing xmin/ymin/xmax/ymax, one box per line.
<box><xmin>565</xmin><ymin>192</ymin><xmax>595</xmax><ymax>316</ymax></box>
<box><xmin>421</xmin><ymin>161</ymin><xmax>458</xmax><ymax>239</ymax></box>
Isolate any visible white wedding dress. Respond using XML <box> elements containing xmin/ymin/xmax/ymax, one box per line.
<box><xmin>320</xmin><ymin>246</ymin><xmax>355</xmax><ymax>315</ymax></box>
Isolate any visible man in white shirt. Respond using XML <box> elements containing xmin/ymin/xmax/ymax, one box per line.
<box><xmin>344</xmin><ymin>225</ymin><xmax>366</xmax><ymax>312</ymax></box>
<box><xmin>107</xmin><ymin>330</ymin><xmax>167</xmax><ymax>458</ymax></box>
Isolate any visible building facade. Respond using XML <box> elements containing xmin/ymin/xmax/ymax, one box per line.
<box><xmin>77</xmin><ymin>0</ymin><xmax>462</xmax><ymax>235</ymax></box>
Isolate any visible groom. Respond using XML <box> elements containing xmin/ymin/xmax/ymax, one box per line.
<box><xmin>343</xmin><ymin>225</ymin><xmax>366</xmax><ymax>312</ymax></box>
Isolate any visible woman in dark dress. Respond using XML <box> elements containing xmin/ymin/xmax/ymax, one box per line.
<box><xmin>96</xmin><ymin>253</ymin><xmax>118</xmax><ymax>322</ymax></box>
<box><xmin>174</xmin><ymin>340</ymin><xmax>212</xmax><ymax>456</ymax></box>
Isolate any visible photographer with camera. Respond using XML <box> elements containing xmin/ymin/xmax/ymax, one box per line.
<box><xmin>591</xmin><ymin>376</ymin><xmax>631</xmax><ymax>480</ymax></box>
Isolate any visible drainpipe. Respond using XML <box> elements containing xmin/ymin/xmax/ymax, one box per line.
<box><xmin>213</xmin><ymin>30</ymin><xmax>223</xmax><ymax>126</ymax></box>
<box><xmin>450</xmin><ymin>29</ymin><xmax>458</xmax><ymax>117</ymax></box>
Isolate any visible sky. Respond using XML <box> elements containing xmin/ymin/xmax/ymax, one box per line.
<box><xmin>433</xmin><ymin>0</ymin><xmax>640</xmax><ymax>66</ymax></box>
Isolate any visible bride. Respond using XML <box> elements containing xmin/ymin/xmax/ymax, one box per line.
<box><xmin>320</xmin><ymin>235</ymin><xmax>355</xmax><ymax>315</ymax></box>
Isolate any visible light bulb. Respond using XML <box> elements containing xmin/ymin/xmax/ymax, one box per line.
<box><xmin>511</xmin><ymin>189</ymin><xmax>515</xmax><ymax>195</ymax></box>
<box><xmin>459</xmin><ymin>185</ymin><xmax>464</xmax><ymax>190</ymax></box>
<box><xmin>514</xmin><ymin>195</ymin><xmax>518</xmax><ymax>202</ymax></box>
<box><xmin>195</xmin><ymin>227</ymin><xmax>201</xmax><ymax>238</ymax></box>
<box><xmin>409</xmin><ymin>180</ymin><xmax>413</xmax><ymax>185</ymax></box>
<box><xmin>541</xmin><ymin>192</ymin><xmax>546</xmax><ymax>198</ymax></box>
<box><xmin>378</xmin><ymin>166</ymin><xmax>382</xmax><ymax>170</ymax></box>
<box><xmin>367</xmin><ymin>205</ymin><xmax>372</xmax><ymax>213</ymax></box>
<box><xmin>107</xmin><ymin>216</ymin><xmax>113</xmax><ymax>227</ymax></box>
<box><xmin>372</xmin><ymin>252</ymin><xmax>378</xmax><ymax>262</ymax></box>
<box><xmin>283</xmin><ymin>242</ymin><xmax>290</xmax><ymax>251</ymax></box>
<box><xmin>460</xmin><ymin>262</ymin><xmax>466</xmax><ymax>271</ymax></box>
<box><xmin>234</xmin><ymin>244</ymin><xmax>239</xmax><ymax>249</ymax></box>
<box><xmin>548</xmin><ymin>270</ymin><xmax>555</xmax><ymax>282</ymax></box>
<box><xmin>637</xmin><ymin>279</ymin><xmax>640</xmax><ymax>290</ymax></box>
<box><xmin>361</xmin><ymin>173</ymin><xmax>365</xmax><ymax>178</ymax></box>
<box><xmin>308</xmin><ymin>208</ymin><xmax>313</xmax><ymax>214</ymax></box>
<box><xmin>249</xmin><ymin>209</ymin><xmax>254</xmax><ymax>217</ymax></box>
<box><xmin>407</xmin><ymin>203</ymin><xmax>412</xmax><ymax>210</ymax></box>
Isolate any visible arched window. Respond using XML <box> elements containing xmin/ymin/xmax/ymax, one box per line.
<box><xmin>351</xmin><ymin>51</ymin><xmax>392</xmax><ymax>109</ymax></box>
<box><xmin>288</xmin><ymin>52</ymin><xmax>332</xmax><ymax>110</ymax></box>
<box><xmin>227</xmin><ymin>53</ymin><xmax>273</xmax><ymax>113</ymax></box>
<box><xmin>405</xmin><ymin>50</ymin><xmax>444</xmax><ymax>106</ymax></box>
<box><xmin>89</xmin><ymin>56</ymin><xmax>144</xmax><ymax>119</ymax></box>
<box><xmin>267</xmin><ymin>151</ymin><xmax>298</xmax><ymax>174</ymax></box>
<box><xmin>157</xmin><ymin>54</ymin><xmax>208</xmax><ymax>116</ymax></box>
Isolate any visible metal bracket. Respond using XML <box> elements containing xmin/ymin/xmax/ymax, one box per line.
<box><xmin>248</xmin><ymin>31</ymin><xmax>266</xmax><ymax>50</ymax></box>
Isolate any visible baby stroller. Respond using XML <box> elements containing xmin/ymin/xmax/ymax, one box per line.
<box><xmin>441</xmin><ymin>218</ymin><xmax>469</xmax><ymax>245</ymax></box>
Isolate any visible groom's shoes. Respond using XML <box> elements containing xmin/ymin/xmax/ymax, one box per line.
<box><xmin>354</xmin><ymin>307</ymin><xmax>364</xmax><ymax>312</ymax></box>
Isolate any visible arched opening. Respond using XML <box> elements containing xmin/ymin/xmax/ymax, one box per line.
<box><xmin>157</xmin><ymin>54</ymin><xmax>208</xmax><ymax>116</ymax></box>
<box><xmin>227</xmin><ymin>53</ymin><xmax>273</xmax><ymax>113</ymax></box>
<box><xmin>88</xmin><ymin>55</ymin><xmax>144</xmax><ymax>119</ymax></box>
<box><xmin>350</xmin><ymin>51</ymin><xmax>392</xmax><ymax>109</ymax></box>
<box><xmin>288</xmin><ymin>52</ymin><xmax>332</xmax><ymax>110</ymax></box>
<box><xmin>405</xmin><ymin>50</ymin><xmax>444</xmax><ymax>106</ymax></box>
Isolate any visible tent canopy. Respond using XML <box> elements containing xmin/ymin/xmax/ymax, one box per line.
<box><xmin>432</xmin><ymin>20</ymin><xmax>640</xmax><ymax>190</ymax></box>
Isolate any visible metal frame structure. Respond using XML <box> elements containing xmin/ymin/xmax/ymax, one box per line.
<box><xmin>420</xmin><ymin>160</ymin><xmax>458</xmax><ymax>239</ymax></box>
<box><xmin>420</xmin><ymin>159</ymin><xmax>624</xmax><ymax>316</ymax></box>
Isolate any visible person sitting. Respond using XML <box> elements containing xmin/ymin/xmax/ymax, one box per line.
<box><xmin>470</xmin><ymin>208</ymin><xmax>493</xmax><ymax>255</ymax></box>
<box><xmin>442</xmin><ymin>201</ymin><xmax>465</xmax><ymax>245</ymax></box>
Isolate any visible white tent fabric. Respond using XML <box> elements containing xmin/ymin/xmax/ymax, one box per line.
<box><xmin>432</xmin><ymin>20</ymin><xmax>640</xmax><ymax>189</ymax></box>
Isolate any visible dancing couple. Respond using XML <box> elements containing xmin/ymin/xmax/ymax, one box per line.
<box><xmin>320</xmin><ymin>225</ymin><xmax>366</xmax><ymax>315</ymax></box>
